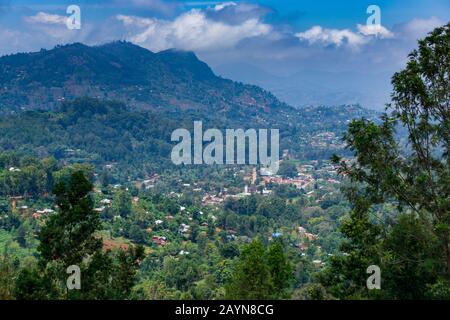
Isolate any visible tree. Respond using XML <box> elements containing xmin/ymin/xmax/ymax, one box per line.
<box><xmin>111</xmin><ymin>245</ymin><xmax>145</xmax><ymax>299</ymax></box>
<box><xmin>100</xmin><ymin>168</ymin><xmax>110</xmax><ymax>188</ymax></box>
<box><xmin>128</xmin><ymin>224</ymin><xmax>146</xmax><ymax>244</ymax></box>
<box><xmin>319</xmin><ymin>195</ymin><xmax>382</xmax><ymax>299</ymax></box>
<box><xmin>14</xmin><ymin>267</ymin><xmax>57</xmax><ymax>300</ymax></box>
<box><xmin>226</xmin><ymin>238</ymin><xmax>273</xmax><ymax>299</ymax></box>
<box><xmin>163</xmin><ymin>256</ymin><xmax>201</xmax><ymax>292</ymax></box>
<box><xmin>325</xmin><ymin>23</ymin><xmax>450</xmax><ymax>299</ymax></box>
<box><xmin>266</xmin><ymin>238</ymin><xmax>293</xmax><ymax>297</ymax></box>
<box><xmin>381</xmin><ymin>214</ymin><xmax>442</xmax><ymax>299</ymax></box>
<box><xmin>38</xmin><ymin>171</ymin><xmax>102</xmax><ymax>266</ymax></box>
<box><xmin>16</xmin><ymin>225</ymin><xmax>27</xmax><ymax>248</ymax></box>
<box><xmin>0</xmin><ymin>245</ymin><xmax>17</xmax><ymax>299</ymax></box>
<box><xmin>388</xmin><ymin>23</ymin><xmax>449</xmax><ymax>273</ymax></box>
<box><xmin>113</xmin><ymin>190</ymin><xmax>132</xmax><ymax>218</ymax></box>
<box><xmin>220</xmin><ymin>242</ymin><xmax>240</xmax><ymax>259</ymax></box>
<box><xmin>15</xmin><ymin>171</ymin><xmax>144</xmax><ymax>300</ymax></box>
<box><xmin>77</xmin><ymin>245</ymin><xmax>145</xmax><ymax>300</ymax></box>
<box><xmin>292</xmin><ymin>283</ymin><xmax>334</xmax><ymax>300</ymax></box>
<box><xmin>278</xmin><ymin>161</ymin><xmax>298</xmax><ymax>178</ymax></box>
<box><xmin>256</xmin><ymin>196</ymin><xmax>286</xmax><ymax>218</ymax></box>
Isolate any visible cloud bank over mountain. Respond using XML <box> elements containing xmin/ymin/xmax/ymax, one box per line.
<box><xmin>0</xmin><ymin>0</ymin><xmax>447</xmax><ymax>109</ymax></box>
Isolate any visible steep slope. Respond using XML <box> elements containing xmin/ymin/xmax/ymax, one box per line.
<box><xmin>0</xmin><ymin>41</ymin><xmax>289</xmax><ymax>114</ymax></box>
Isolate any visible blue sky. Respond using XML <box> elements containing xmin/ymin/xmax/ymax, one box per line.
<box><xmin>0</xmin><ymin>0</ymin><xmax>449</xmax><ymax>109</ymax></box>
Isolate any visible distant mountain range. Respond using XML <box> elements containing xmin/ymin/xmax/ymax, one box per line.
<box><xmin>0</xmin><ymin>42</ymin><xmax>380</xmax><ymax>178</ymax></box>
<box><xmin>213</xmin><ymin>62</ymin><xmax>392</xmax><ymax>110</ymax></box>
<box><xmin>0</xmin><ymin>41</ymin><xmax>288</xmax><ymax>114</ymax></box>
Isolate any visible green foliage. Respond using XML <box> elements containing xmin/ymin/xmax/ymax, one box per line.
<box><xmin>323</xmin><ymin>23</ymin><xmax>450</xmax><ymax>299</ymax></box>
<box><xmin>163</xmin><ymin>255</ymin><xmax>202</xmax><ymax>292</ymax></box>
<box><xmin>0</xmin><ymin>245</ymin><xmax>17</xmax><ymax>299</ymax></box>
<box><xmin>226</xmin><ymin>238</ymin><xmax>273</xmax><ymax>299</ymax></box>
<box><xmin>38</xmin><ymin>171</ymin><xmax>101</xmax><ymax>266</ymax></box>
<box><xmin>13</xmin><ymin>171</ymin><xmax>143</xmax><ymax>300</ymax></box>
<box><xmin>278</xmin><ymin>161</ymin><xmax>298</xmax><ymax>178</ymax></box>
<box><xmin>0</xmin><ymin>42</ymin><xmax>288</xmax><ymax>118</ymax></box>
<box><xmin>381</xmin><ymin>214</ymin><xmax>442</xmax><ymax>299</ymax></box>
<box><xmin>0</xmin><ymin>153</ymin><xmax>58</xmax><ymax>197</ymax></box>
<box><xmin>2</xmin><ymin>27</ymin><xmax>444</xmax><ymax>301</ymax></box>
<box><xmin>113</xmin><ymin>190</ymin><xmax>132</xmax><ymax>218</ymax></box>
<box><xmin>69</xmin><ymin>245</ymin><xmax>145</xmax><ymax>300</ymax></box>
<box><xmin>226</xmin><ymin>238</ymin><xmax>292</xmax><ymax>299</ymax></box>
<box><xmin>14</xmin><ymin>267</ymin><xmax>58</xmax><ymax>300</ymax></box>
<box><xmin>267</xmin><ymin>238</ymin><xmax>293</xmax><ymax>296</ymax></box>
<box><xmin>319</xmin><ymin>194</ymin><xmax>382</xmax><ymax>299</ymax></box>
<box><xmin>292</xmin><ymin>283</ymin><xmax>334</xmax><ymax>300</ymax></box>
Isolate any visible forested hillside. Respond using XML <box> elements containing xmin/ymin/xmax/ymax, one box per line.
<box><xmin>0</xmin><ymin>42</ymin><xmax>287</xmax><ymax>114</ymax></box>
<box><xmin>0</xmin><ymin>22</ymin><xmax>447</xmax><ymax>301</ymax></box>
<box><xmin>0</xmin><ymin>97</ymin><xmax>378</xmax><ymax>181</ymax></box>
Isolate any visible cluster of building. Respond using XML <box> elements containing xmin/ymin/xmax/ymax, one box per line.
<box><xmin>310</xmin><ymin>131</ymin><xmax>343</xmax><ymax>149</ymax></box>
<box><xmin>261</xmin><ymin>176</ymin><xmax>314</xmax><ymax>191</ymax></box>
<box><xmin>134</xmin><ymin>173</ymin><xmax>160</xmax><ymax>190</ymax></box>
<box><xmin>201</xmin><ymin>193</ymin><xmax>224</xmax><ymax>206</ymax></box>
<box><xmin>94</xmin><ymin>198</ymin><xmax>112</xmax><ymax>213</ymax></box>
<box><xmin>297</xmin><ymin>226</ymin><xmax>318</xmax><ymax>241</ymax></box>
<box><xmin>32</xmin><ymin>208</ymin><xmax>55</xmax><ymax>219</ymax></box>
<box><xmin>151</xmin><ymin>235</ymin><xmax>167</xmax><ymax>246</ymax></box>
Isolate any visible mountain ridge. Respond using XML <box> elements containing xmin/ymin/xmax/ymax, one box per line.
<box><xmin>0</xmin><ymin>41</ymin><xmax>380</xmax><ymax>179</ymax></box>
<box><xmin>0</xmin><ymin>41</ymin><xmax>290</xmax><ymax>114</ymax></box>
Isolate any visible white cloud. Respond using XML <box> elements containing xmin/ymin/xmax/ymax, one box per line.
<box><xmin>296</xmin><ymin>22</ymin><xmax>395</xmax><ymax>48</ymax></box>
<box><xmin>117</xmin><ymin>8</ymin><xmax>271</xmax><ymax>52</ymax></box>
<box><xmin>214</xmin><ymin>2</ymin><xmax>237</xmax><ymax>11</ymax></box>
<box><xmin>18</xmin><ymin>11</ymin><xmax>98</xmax><ymax>50</ymax></box>
<box><xmin>357</xmin><ymin>24</ymin><xmax>394</xmax><ymax>38</ymax></box>
<box><xmin>25</xmin><ymin>12</ymin><xmax>67</xmax><ymax>25</ymax></box>
<box><xmin>295</xmin><ymin>26</ymin><xmax>367</xmax><ymax>47</ymax></box>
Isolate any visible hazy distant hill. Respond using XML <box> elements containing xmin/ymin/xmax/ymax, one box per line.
<box><xmin>213</xmin><ymin>62</ymin><xmax>392</xmax><ymax>110</ymax></box>
<box><xmin>0</xmin><ymin>41</ymin><xmax>288</xmax><ymax>114</ymax></box>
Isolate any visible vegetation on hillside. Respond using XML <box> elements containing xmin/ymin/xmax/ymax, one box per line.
<box><xmin>0</xmin><ymin>24</ymin><xmax>448</xmax><ymax>300</ymax></box>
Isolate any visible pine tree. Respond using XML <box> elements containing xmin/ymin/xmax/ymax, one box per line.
<box><xmin>14</xmin><ymin>171</ymin><xmax>144</xmax><ymax>300</ymax></box>
<box><xmin>38</xmin><ymin>170</ymin><xmax>101</xmax><ymax>266</ymax></box>
<box><xmin>266</xmin><ymin>238</ymin><xmax>293</xmax><ymax>297</ymax></box>
<box><xmin>226</xmin><ymin>238</ymin><xmax>273</xmax><ymax>299</ymax></box>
